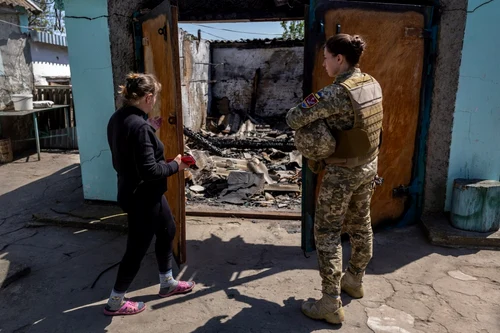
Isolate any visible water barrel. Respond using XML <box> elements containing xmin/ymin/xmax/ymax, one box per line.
<box><xmin>451</xmin><ymin>179</ymin><xmax>500</xmax><ymax>233</ymax></box>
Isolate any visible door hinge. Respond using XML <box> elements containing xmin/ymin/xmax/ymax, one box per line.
<box><xmin>142</xmin><ymin>37</ymin><xmax>149</xmax><ymax>46</ymax></box>
<box><xmin>158</xmin><ymin>24</ymin><xmax>168</xmax><ymax>41</ymax></box>
<box><xmin>393</xmin><ymin>185</ymin><xmax>410</xmax><ymax>198</ymax></box>
<box><xmin>158</xmin><ymin>24</ymin><xmax>166</xmax><ymax>34</ymax></box>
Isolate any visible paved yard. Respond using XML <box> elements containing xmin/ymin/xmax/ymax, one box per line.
<box><xmin>0</xmin><ymin>152</ymin><xmax>499</xmax><ymax>333</ymax></box>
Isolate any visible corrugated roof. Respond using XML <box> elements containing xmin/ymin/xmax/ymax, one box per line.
<box><xmin>31</xmin><ymin>30</ymin><xmax>67</xmax><ymax>47</ymax></box>
<box><xmin>0</xmin><ymin>0</ymin><xmax>42</xmax><ymax>13</ymax></box>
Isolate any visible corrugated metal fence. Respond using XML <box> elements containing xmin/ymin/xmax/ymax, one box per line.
<box><xmin>33</xmin><ymin>85</ymin><xmax>78</xmax><ymax>149</ymax></box>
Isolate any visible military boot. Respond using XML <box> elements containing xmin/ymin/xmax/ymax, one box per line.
<box><xmin>341</xmin><ymin>268</ymin><xmax>364</xmax><ymax>299</ymax></box>
<box><xmin>301</xmin><ymin>293</ymin><xmax>345</xmax><ymax>324</ymax></box>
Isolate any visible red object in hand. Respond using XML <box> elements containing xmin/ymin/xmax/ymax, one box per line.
<box><xmin>167</xmin><ymin>155</ymin><xmax>197</xmax><ymax>167</ymax></box>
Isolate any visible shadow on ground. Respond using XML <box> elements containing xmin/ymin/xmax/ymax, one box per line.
<box><xmin>2</xmin><ymin>227</ymin><xmax>481</xmax><ymax>333</ymax></box>
<box><xmin>0</xmin><ymin>153</ymin><xmax>482</xmax><ymax>333</ymax></box>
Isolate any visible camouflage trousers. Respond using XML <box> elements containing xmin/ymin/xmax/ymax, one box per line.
<box><xmin>314</xmin><ymin>157</ymin><xmax>377</xmax><ymax>296</ymax></box>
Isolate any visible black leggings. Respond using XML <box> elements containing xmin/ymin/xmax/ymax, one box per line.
<box><xmin>113</xmin><ymin>195</ymin><xmax>176</xmax><ymax>292</ymax></box>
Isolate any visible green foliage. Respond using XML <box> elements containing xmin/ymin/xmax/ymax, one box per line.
<box><xmin>28</xmin><ymin>0</ymin><xmax>65</xmax><ymax>34</ymax></box>
<box><xmin>280</xmin><ymin>20</ymin><xmax>305</xmax><ymax>39</ymax></box>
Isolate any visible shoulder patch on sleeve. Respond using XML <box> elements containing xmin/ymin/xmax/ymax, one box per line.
<box><xmin>301</xmin><ymin>91</ymin><xmax>324</xmax><ymax>109</ymax></box>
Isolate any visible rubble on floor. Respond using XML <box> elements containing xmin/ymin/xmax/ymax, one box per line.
<box><xmin>184</xmin><ymin>115</ymin><xmax>296</xmax><ymax>156</ymax></box>
<box><xmin>184</xmin><ymin>148</ymin><xmax>302</xmax><ymax>209</ymax></box>
<box><xmin>183</xmin><ymin>115</ymin><xmax>301</xmax><ymax>210</ymax></box>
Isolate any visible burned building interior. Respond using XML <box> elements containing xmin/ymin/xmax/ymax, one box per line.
<box><xmin>137</xmin><ymin>0</ymin><xmax>310</xmax><ymax>212</ymax></box>
<box><xmin>181</xmin><ymin>37</ymin><xmax>305</xmax><ymax>211</ymax></box>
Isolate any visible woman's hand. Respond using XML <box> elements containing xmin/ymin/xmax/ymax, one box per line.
<box><xmin>174</xmin><ymin>154</ymin><xmax>189</xmax><ymax>171</ymax></box>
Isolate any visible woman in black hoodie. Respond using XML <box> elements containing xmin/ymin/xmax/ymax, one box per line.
<box><xmin>104</xmin><ymin>73</ymin><xmax>195</xmax><ymax>316</ymax></box>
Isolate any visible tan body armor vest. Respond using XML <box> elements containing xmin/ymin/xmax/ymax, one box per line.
<box><xmin>324</xmin><ymin>74</ymin><xmax>383</xmax><ymax>168</ymax></box>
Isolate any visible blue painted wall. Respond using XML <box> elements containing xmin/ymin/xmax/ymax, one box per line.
<box><xmin>445</xmin><ymin>0</ymin><xmax>500</xmax><ymax>211</ymax></box>
<box><xmin>64</xmin><ymin>0</ymin><xmax>117</xmax><ymax>201</ymax></box>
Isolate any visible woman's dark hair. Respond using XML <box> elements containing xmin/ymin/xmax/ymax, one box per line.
<box><xmin>325</xmin><ymin>34</ymin><xmax>366</xmax><ymax>66</ymax></box>
<box><xmin>118</xmin><ymin>73</ymin><xmax>162</xmax><ymax>101</ymax></box>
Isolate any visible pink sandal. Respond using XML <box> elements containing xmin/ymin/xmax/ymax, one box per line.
<box><xmin>159</xmin><ymin>281</ymin><xmax>195</xmax><ymax>298</ymax></box>
<box><xmin>103</xmin><ymin>300</ymin><xmax>146</xmax><ymax>316</ymax></box>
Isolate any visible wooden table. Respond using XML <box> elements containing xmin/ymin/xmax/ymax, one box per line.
<box><xmin>0</xmin><ymin>105</ymin><xmax>70</xmax><ymax>161</ymax></box>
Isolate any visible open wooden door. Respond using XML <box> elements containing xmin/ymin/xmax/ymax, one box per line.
<box><xmin>138</xmin><ymin>1</ymin><xmax>186</xmax><ymax>265</ymax></box>
<box><xmin>302</xmin><ymin>1</ymin><xmax>434</xmax><ymax>251</ymax></box>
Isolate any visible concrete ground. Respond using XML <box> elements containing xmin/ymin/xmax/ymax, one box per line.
<box><xmin>0</xmin><ymin>152</ymin><xmax>499</xmax><ymax>333</ymax></box>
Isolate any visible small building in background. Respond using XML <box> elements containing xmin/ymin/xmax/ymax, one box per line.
<box><xmin>0</xmin><ymin>1</ymin><xmax>73</xmax><ymax>156</ymax></box>
<box><xmin>30</xmin><ymin>31</ymin><xmax>70</xmax><ymax>86</ymax></box>
<box><xmin>0</xmin><ymin>0</ymin><xmax>41</xmax><ymax>154</ymax></box>
<box><xmin>0</xmin><ymin>0</ymin><xmax>41</xmax><ymax>110</ymax></box>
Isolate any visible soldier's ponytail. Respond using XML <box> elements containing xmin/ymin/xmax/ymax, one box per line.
<box><xmin>325</xmin><ymin>34</ymin><xmax>366</xmax><ymax>66</ymax></box>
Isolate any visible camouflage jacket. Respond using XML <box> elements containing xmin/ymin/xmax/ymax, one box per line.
<box><xmin>286</xmin><ymin>68</ymin><xmax>363</xmax><ymax>132</ymax></box>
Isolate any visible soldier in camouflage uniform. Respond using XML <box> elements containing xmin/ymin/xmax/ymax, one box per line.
<box><xmin>286</xmin><ymin>34</ymin><xmax>383</xmax><ymax>324</ymax></box>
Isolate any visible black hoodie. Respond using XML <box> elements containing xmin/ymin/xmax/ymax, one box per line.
<box><xmin>107</xmin><ymin>105</ymin><xmax>179</xmax><ymax>210</ymax></box>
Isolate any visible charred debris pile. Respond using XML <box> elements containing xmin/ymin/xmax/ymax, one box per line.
<box><xmin>183</xmin><ymin>114</ymin><xmax>302</xmax><ymax>210</ymax></box>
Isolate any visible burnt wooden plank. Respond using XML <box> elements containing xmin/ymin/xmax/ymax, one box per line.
<box><xmin>186</xmin><ymin>208</ymin><xmax>301</xmax><ymax>220</ymax></box>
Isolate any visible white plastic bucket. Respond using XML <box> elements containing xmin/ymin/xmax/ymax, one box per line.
<box><xmin>12</xmin><ymin>94</ymin><xmax>33</xmax><ymax>111</ymax></box>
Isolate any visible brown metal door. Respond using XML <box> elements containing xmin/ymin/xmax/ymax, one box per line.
<box><xmin>139</xmin><ymin>1</ymin><xmax>186</xmax><ymax>264</ymax></box>
<box><xmin>312</xmin><ymin>5</ymin><xmax>425</xmax><ymax>226</ymax></box>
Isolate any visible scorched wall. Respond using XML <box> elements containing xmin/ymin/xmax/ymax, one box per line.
<box><xmin>211</xmin><ymin>40</ymin><xmax>304</xmax><ymax>118</ymax></box>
